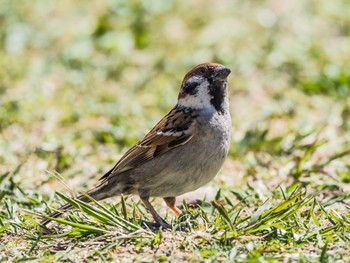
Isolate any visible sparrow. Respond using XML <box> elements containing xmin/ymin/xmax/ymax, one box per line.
<box><xmin>42</xmin><ymin>62</ymin><xmax>231</xmax><ymax>229</ymax></box>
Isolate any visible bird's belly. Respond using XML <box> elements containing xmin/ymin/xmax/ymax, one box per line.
<box><xmin>148</xmin><ymin>126</ymin><xmax>230</xmax><ymax>197</ymax></box>
<box><xmin>150</xmin><ymin>158</ymin><xmax>225</xmax><ymax>197</ymax></box>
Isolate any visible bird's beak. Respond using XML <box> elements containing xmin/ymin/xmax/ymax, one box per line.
<box><xmin>214</xmin><ymin>67</ymin><xmax>231</xmax><ymax>81</ymax></box>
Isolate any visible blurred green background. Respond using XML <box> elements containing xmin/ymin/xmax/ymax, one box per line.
<box><xmin>1</xmin><ymin>0</ymin><xmax>350</xmax><ymax>196</ymax></box>
<box><xmin>1</xmin><ymin>0</ymin><xmax>350</xmax><ymax>261</ymax></box>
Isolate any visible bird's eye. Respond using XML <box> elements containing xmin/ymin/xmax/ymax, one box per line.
<box><xmin>198</xmin><ymin>68</ymin><xmax>206</xmax><ymax>75</ymax></box>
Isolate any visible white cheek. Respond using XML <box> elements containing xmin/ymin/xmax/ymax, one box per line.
<box><xmin>186</xmin><ymin>76</ymin><xmax>200</xmax><ymax>84</ymax></box>
<box><xmin>178</xmin><ymin>80</ymin><xmax>213</xmax><ymax>109</ymax></box>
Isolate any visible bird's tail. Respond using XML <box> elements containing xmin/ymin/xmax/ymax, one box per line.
<box><xmin>41</xmin><ymin>183</ymin><xmax>110</xmax><ymax>226</ymax></box>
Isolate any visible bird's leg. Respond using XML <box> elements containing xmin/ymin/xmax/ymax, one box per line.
<box><xmin>140</xmin><ymin>196</ymin><xmax>171</xmax><ymax>229</ymax></box>
<box><xmin>163</xmin><ymin>197</ymin><xmax>182</xmax><ymax>216</ymax></box>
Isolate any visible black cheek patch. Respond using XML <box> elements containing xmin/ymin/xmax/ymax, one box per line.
<box><xmin>183</xmin><ymin>82</ymin><xmax>199</xmax><ymax>95</ymax></box>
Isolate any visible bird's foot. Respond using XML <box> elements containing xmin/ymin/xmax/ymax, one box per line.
<box><xmin>156</xmin><ymin>218</ymin><xmax>172</xmax><ymax>230</ymax></box>
<box><xmin>141</xmin><ymin>219</ymin><xmax>172</xmax><ymax>231</ymax></box>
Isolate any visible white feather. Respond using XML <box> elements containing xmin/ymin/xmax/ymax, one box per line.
<box><xmin>156</xmin><ymin>131</ymin><xmax>183</xmax><ymax>136</ymax></box>
<box><xmin>178</xmin><ymin>77</ymin><xmax>213</xmax><ymax>109</ymax></box>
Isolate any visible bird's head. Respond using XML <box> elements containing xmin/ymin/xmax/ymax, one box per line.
<box><xmin>178</xmin><ymin>63</ymin><xmax>231</xmax><ymax>113</ymax></box>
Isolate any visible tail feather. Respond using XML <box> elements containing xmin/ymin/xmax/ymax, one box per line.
<box><xmin>41</xmin><ymin>202</ymin><xmax>73</xmax><ymax>225</ymax></box>
<box><xmin>41</xmin><ymin>183</ymin><xmax>110</xmax><ymax>226</ymax></box>
<box><xmin>41</xmin><ymin>194</ymin><xmax>90</xmax><ymax>226</ymax></box>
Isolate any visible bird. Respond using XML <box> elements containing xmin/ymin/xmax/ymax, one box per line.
<box><xmin>42</xmin><ymin>62</ymin><xmax>231</xmax><ymax>229</ymax></box>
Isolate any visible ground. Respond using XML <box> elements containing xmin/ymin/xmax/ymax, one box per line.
<box><xmin>1</xmin><ymin>0</ymin><xmax>350</xmax><ymax>262</ymax></box>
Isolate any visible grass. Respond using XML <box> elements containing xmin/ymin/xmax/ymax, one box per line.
<box><xmin>1</xmin><ymin>0</ymin><xmax>350</xmax><ymax>262</ymax></box>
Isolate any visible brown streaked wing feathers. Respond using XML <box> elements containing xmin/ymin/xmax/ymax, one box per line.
<box><xmin>99</xmin><ymin>107</ymin><xmax>194</xmax><ymax>180</ymax></box>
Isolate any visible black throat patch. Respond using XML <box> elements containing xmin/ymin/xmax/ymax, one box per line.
<box><xmin>209</xmin><ymin>80</ymin><xmax>227</xmax><ymax>114</ymax></box>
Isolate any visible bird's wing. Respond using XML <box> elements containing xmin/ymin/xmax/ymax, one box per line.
<box><xmin>100</xmin><ymin>106</ymin><xmax>196</xmax><ymax>180</ymax></box>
